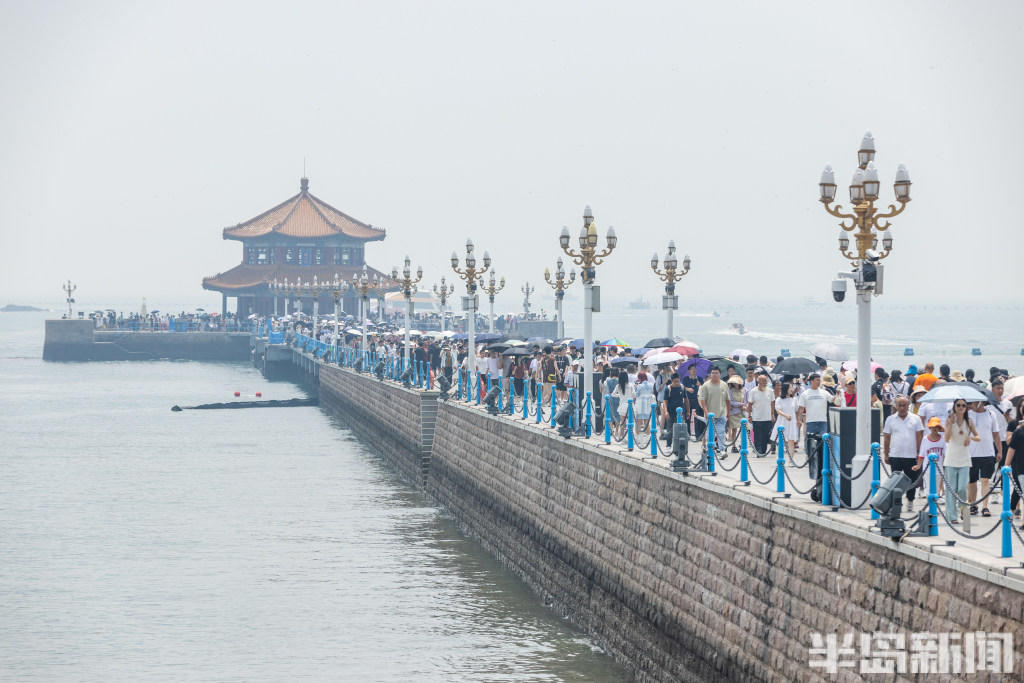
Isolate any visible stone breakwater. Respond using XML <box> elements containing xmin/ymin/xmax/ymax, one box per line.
<box><xmin>313</xmin><ymin>361</ymin><xmax>1023</xmax><ymax>682</ymax></box>
<box><xmin>43</xmin><ymin>319</ymin><xmax>250</xmax><ymax>361</ymax></box>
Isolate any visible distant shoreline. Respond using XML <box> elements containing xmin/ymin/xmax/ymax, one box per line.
<box><xmin>1</xmin><ymin>304</ymin><xmax>46</xmax><ymax>312</ymax></box>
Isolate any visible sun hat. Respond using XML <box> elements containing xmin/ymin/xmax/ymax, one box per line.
<box><xmin>727</xmin><ymin>375</ymin><xmax>743</xmax><ymax>386</ymax></box>
<box><xmin>911</xmin><ymin>385</ymin><xmax>927</xmax><ymax>397</ymax></box>
<box><xmin>950</xmin><ymin>370</ymin><xmax>966</xmax><ymax>382</ymax></box>
<box><xmin>927</xmin><ymin>417</ymin><xmax>944</xmax><ymax>429</ymax></box>
<box><xmin>907</xmin><ymin>364</ymin><xmax>919</xmax><ymax>375</ymax></box>
<box><xmin>821</xmin><ymin>375</ymin><xmax>836</xmax><ymax>388</ymax></box>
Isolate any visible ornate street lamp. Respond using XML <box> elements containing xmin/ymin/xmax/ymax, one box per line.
<box><xmin>62</xmin><ymin>280</ymin><xmax>77</xmax><ymax>318</ymax></box>
<box><xmin>451</xmin><ymin>239</ymin><xmax>490</xmax><ymax>401</ymax></box>
<box><xmin>559</xmin><ymin>205</ymin><xmax>617</xmax><ymax>414</ymax></box>
<box><xmin>433</xmin><ymin>277</ymin><xmax>455</xmax><ymax>334</ymax></box>
<box><xmin>268</xmin><ymin>278</ymin><xmax>280</xmax><ymax>317</ymax></box>
<box><xmin>479</xmin><ymin>270</ymin><xmax>505</xmax><ymax>333</ymax></box>
<box><xmin>351</xmin><ymin>265</ymin><xmax>378</xmax><ymax>360</ymax></box>
<box><xmin>651</xmin><ymin>241</ymin><xmax>691</xmax><ymax>340</ymax></box>
<box><xmin>278</xmin><ymin>277</ymin><xmax>310</xmax><ymax>331</ymax></box>
<box><xmin>391</xmin><ymin>256</ymin><xmax>423</xmax><ymax>369</ymax></box>
<box><xmin>543</xmin><ymin>257</ymin><xmax>575</xmax><ymax>339</ymax></box>
<box><xmin>521</xmin><ymin>282</ymin><xmax>535</xmax><ymax>316</ymax></box>
<box><xmin>325</xmin><ymin>274</ymin><xmax>350</xmax><ymax>349</ymax></box>
<box><xmin>819</xmin><ymin>131</ymin><xmax>911</xmax><ymax>456</ymax></box>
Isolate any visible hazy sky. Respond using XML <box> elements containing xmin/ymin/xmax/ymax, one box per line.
<box><xmin>2</xmin><ymin>0</ymin><xmax>1021</xmax><ymax>312</ymax></box>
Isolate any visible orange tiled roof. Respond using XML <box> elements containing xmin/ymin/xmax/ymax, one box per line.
<box><xmin>223</xmin><ymin>178</ymin><xmax>386</xmax><ymax>242</ymax></box>
<box><xmin>202</xmin><ymin>263</ymin><xmax>397</xmax><ymax>293</ymax></box>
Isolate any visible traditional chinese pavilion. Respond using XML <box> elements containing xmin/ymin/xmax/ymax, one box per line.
<box><xmin>203</xmin><ymin>178</ymin><xmax>392</xmax><ymax>317</ymax></box>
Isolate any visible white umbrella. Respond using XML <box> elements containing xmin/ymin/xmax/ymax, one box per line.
<box><xmin>1001</xmin><ymin>376</ymin><xmax>1024</xmax><ymax>400</ymax></box>
<box><xmin>919</xmin><ymin>384</ymin><xmax>989</xmax><ymax>404</ymax></box>
<box><xmin>643</xmin><ymin>351</ymin><xmax>684</xmax><ymax>366</ymax></box>
<box><xmin>441</xmin><ymin>330</ymin><xmax>456</xmax><ymax>338</ymax></box>
<box><xmin>811</xmin><ymin>342</ymin><xmax>848</xmax><ymax>361</ymax></box>
<box><xmin>506</xmin><ymin>340</ymin><xmax>526</xmax><ymax>346</ymax></box>
<box><xmin>641</xmin><ymin>347</ymin><xmax>667</xmax><ymax>360</ymax></box>
<box><xmin>729</xmin><ymin>348</ymin><xmax>754</xmax><ymax>359</ymax></box>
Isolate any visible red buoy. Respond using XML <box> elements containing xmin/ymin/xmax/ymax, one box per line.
<box><xmin>255</xmin><ymin>392</ymin><xmax>262</xmax><ymax>397</ymax></box>
<box><xmin>234</xmin><ymin>391</ymin><xmax>241</xmax><ymax>397</ymax></box>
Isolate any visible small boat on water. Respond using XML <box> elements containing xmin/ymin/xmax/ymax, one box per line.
<box><xmin>712</xmin><ymin>310</ymin><xmax>720</xmax><ymax>318</ymax></box>
<box><xmin>731</xmin><ymin>322</ymin><xmax>746</xmax><ymax>335</ymax></box>
<box><xmin>628</xmin><ymin>297</ymin><xmax>651</xmax><ymax>310</ymax></box>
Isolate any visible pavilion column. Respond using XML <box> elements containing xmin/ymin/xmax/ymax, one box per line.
<box><xmin>221</xmin><ymin>293</ymin><xmax>227</xmax><ymax>317</ymax></box>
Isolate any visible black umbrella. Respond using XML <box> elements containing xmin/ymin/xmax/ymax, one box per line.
<box><xmin>772</xmin><ymin>357</ymin><xmax>820</xmax><ymax>377</ymax></box>
<box><xmin>707</xmin><ymin>356</ymin><xmax>745</xmax><ymax>376</ymax></box>
<box><xmin>645</xmin><ymin>337</ymin><xmax>675</xmax><ymax>348</ymax></box>
<box><xmin>610</xmin><ymin>356</ymin><xmax>641</xmax><ymax>367</ymax></box>
<box><xmin>485</xmin><ymin>343</ymin><xmax>510</xmax><ymax>352</ymax></box>
<box><xmin>501</xmin><ymin>347</ymin><xmax>532</xmax><ymax>357</ymax></box>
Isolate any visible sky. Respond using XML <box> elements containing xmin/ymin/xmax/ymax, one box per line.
<box><xmin>1</xmin><ymin>0</ymin><xmax>1021</xmax><ymax>312</ymax></box>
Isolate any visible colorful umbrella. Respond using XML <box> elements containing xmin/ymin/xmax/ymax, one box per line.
<box><xmin>667</xmin><ymin>343</ymin><xmax>700</xmax><ymax>356</ymax></box>
<box><xmin>677</xmin><ymin>357</ymin><xmax>713</xmax><ymax>379</ymax></box>
<box><xmin>600</xmin><ymin>338</ymin><xmax>630</xmax><ymax>347</ymax></box>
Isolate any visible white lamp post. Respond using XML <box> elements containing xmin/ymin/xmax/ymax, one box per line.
<box><xmin>452</xmin><ymin>239</ymin><xmax>490</xmax><ymax>399</ymax></box>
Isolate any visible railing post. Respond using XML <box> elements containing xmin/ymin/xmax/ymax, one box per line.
<box><xmin>456</xmin><ymin>370</ymin><xmax>462</xmax><ymax>400</ymax></box>
<box><xmin>522</xmin><ymin>383</ymin><xmax>529</xmax><ymax>420</ymax></box>
<box><xmin>476</xmin><ymin>374</ymin><xmax>481</xmax><ymax>405</ymax></box>
<box><xmin>927</xmin><ymin>453</ymin><xmax>939</xmax><ymax>536</ymax></box>
<box><xmin>706</xmin><ymin>413</ymin><xmax>716</xmax><ymax>472</ymax></box>
<box><xmin>822</xmin><ymin>434</ymin><xmax>833</xmax><ymax>506</ymax></box>
<box><xmin>604</xmin><ymin>395</ymin><xmax>612</xmax><ymax>443</ymax></box>
<box><xmin>1002</xmin><ymin>466</ymin><xmax>1013</xmax><ymax>558</ymax></box>
<box><xmin>650</xmin><ymin>404</ymin><xmax>658</xmax><ymax>457</ymax></box>
<box><xmin>870</xmin><ymin>443</ymin><xmax>881</xmax><ymax>520</ymax></box>
<box><xmin>426</xmin><ymin>362</ymin><xmax>432</xmax><ymax>390</ymax></box>
<box><xmin>537</xmin><ymin>386</ymin><xmax>544</xmax><ymax>424</ymax></box>
<box><xmin>586</xmin><ymin>392</ymin><xmax>593</xmax><ymax>438</ymax></box>
<box><xmin>550</xmin><ymin>391</ymin><xmax>557</xmax><ymax>428</ymax></box>
<box><xmin>627</xmin><ymin>399</ymin><xmax>635</xmax><ymax>451</ymax></box>
<box><xmin>776</xmin><ymin>426</ymin><xmax>786</xmax><ymax>493</ymax></box>
<box><xmin>740</xmin><ymin>418</ymin><xmax>749</xmax><ymax>483</ymax></box>
<box><xmin>568</xmin><ymin>388</ymin><xmax>576</xmax><ymax>430</ymax></box>
<box><xmin>508</xmin><ymin>378</ymin><xmax>516</xmax><ymax>415</ymax></box>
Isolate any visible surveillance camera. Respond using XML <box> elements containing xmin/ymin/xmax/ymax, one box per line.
<box><xmin>831</xmin><ymin>278</ymin><xmax>847</xmax><ymax>303</ymax></box>
<box><xmin>865</xmin><ymin>249</ymin><xmax>881</xmax><ymax>262</ymax></box>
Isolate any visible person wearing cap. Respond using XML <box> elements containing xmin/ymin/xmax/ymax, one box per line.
<box><xmin>914</xmin><ymin>416</ymin><xmax>947</xmax><ymax>497</ymax></box>
<box><xmin>746</xmin><ymin>373</ymin><xmax>775</xmax><ymax>456</ymax></box>
<box><xmin>905</xmin><ymin>364</ymin><xmax>918</xmax><ymax>388</ymax></box>
<box><xmin>835</xmin><ymin>376</ymin><xmax>857</xmax><ymax>407</ymax></box>
<box><xmin>883</xmin><ymin>396</ymin><xmax>926</xmax><ymax>511</ymax></box>
<box><xmin>910</xmin><ymin>384</ymin><xmax>928</xmax><ymax>415</ymax></box>
<box><xmin>950</xmin><ymin>369</ymin><xmax>966</xmax><ymax>383</ymax></box>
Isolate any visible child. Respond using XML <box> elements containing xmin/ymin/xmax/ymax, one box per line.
<box><xmin>914</xmin><ymin>416</ymin><xmax>946</xmax><ymax>496</ymax></box>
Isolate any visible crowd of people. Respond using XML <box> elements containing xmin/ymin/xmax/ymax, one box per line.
<box><xmin>275</xmin><ymin>315</ymin><xmax>1024</xmax><ymax>532</ymax></box>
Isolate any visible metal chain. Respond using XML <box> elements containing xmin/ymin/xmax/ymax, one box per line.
<box><xmin>936</xmin><ymin>464</ymin><xmax>1001</xmax><ymax>507</ymax></box>
<box><xmin>934</xmin><ymin>501</ymin><xmax>1005</xmax><ymax>539</ymax></box>
<box><xmin>746</xmin><ymin>461</ymin><xmax>779</xmax><ymax>486</ymax></box>
<box><xmin>782</xmin><ymin>464</ymin><xmax>816</xmax><ymax>495</ymax></box>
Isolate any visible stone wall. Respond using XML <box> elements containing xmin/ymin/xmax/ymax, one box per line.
<box><xmin>318</xmin><ymin>364</ymin><xmax>431</xmax><ymax>487</ymax></box>
<box><xmin>42</xmin><ymin>320</ymin><xmax>250</xmax><ymax>361</ymax></box>
<box><xmin>309</xmin><ymin>357</ymin><xmax>1023</xmax><ymax>682</ymax></box>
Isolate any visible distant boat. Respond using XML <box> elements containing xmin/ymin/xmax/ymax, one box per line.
<box><xmin>712</xmin><ymin>310</ymin><xmax>720</xmax><ymax>318</ymax></box>
<box><xmin>731</xmin><ymin>322</ymin><xmax>746</xmax><ymax>335</ymax></box>
<box><xmin>628</xmin><ymin>297</ymin><xmax>651</xmax><ymax>310</ymax></box>
<box><xmin>1</xmin><ymin>304</ymin><xmax>45</xmax><ymax>312</ymax></box>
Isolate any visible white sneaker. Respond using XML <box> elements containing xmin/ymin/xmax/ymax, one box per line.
<box><xmin>906</xmin><ymin>499</ymin><xmax>914</xmax><ymax>513</ymax></box>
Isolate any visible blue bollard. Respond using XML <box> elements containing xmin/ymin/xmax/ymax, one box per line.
<box><xmin>586</xmin><ymin>392</ymin><xmax>592</xmax><ymax>438</ymax></box>
<box><xmin>1002</xmin><ymin>466</ymin><xmax>1013</xmax><ymax>558</ymax></box>
<box><xmin>568</xmin><ymin>389</ymin><xmax>576</xmax><ymax>430</ymax></box>
<box><xmin>537</xmin><ymin>387</ymin><xmax>543</xmax><ymax>424</ymax></box>
<box><xmin>604</xmin><ymin>395</ymin><xmax>612</xmax><ymax>444</ymax></box>
<box><xmin>476</xmin><ymin>374</ymin><xmax>481</xmax><ymax>405</ymax></box>
<box><xmin>739</xmin><ymin>418</ymin><xmax>749</xmax><ymax>483</ymax></box>
<box><xmin>928</xmin><ymin>453</ymin><xmax>939</xmax><ymax>536</ymax></box>
<box><xmin>508</xmin><ymin>379</ymin><xmax>516</xmax><ymax>415</ymax></box>
<box><xmin>650</xmin><ymin>404</ymin><xmax>658</xmax><ymax>457</ymax></box>
<box><xmin>870</xmin><ymin>443</ymin><xmax>881</xmax><ymax>520</ymax></box>
<box><xmin>550</xmin><ymin>392</ymin><xmax>557</xmax><ymax>428</ymax></box>
<box><xmin>456</xmin><ymin>370</ymin><xmax>462</xmax><ymax>400</ymax></box>
<box><xmin>522</xmin><ymin>382</ymin><xmax>529</xmax><ymax>419</ymax></box>
<box><xmin>426</xmin><ymin>362</ymin><xmax>432</xmax><ymax>390</ymax></box>
<box><xmin>822</xmin><ymin>434</ymin><xmax>833</xmax><ymax>506</ymax></box>
<box><xmin>775</xmin><ymin>426</ymin><xmax>785</xmax><ymax>493</ymax></box>
<box><xmin>707</xmin><ymin>413</ymin><xmax>716</xmax><ymax>472</ymax></box>
<box><xmin>627</xmin><ymin>399</ymin><xmax>635</xmax><ymax>451</ymax></box>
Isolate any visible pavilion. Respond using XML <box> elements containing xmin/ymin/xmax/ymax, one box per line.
<box><xmin>203</xmin><ymin>178</ymin><xmax>394</xmax><ymax>317</ymax></box>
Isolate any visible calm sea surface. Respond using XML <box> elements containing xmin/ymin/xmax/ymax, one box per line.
<box><xmin>0</xmin><ymin>312</ymin><xmax>628</xmax><ymax>682</ymax></box>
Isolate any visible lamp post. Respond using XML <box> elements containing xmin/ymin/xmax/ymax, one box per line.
<box><xmin>543</xmin><ymin>257</ymin><xmax>575</xmax><ymax>339</ymax></box>
<box><xmin>479</xmin><ymin>271</ymin><xmax>505</xmax><ymax>333</ymax></box>
<box><xmin>521</xmin><ymin>282</ymin><xmax>534</xmax><ymax>316</ymax></box>
<box><xmin>391</xmin><ymin>256</ymin><xmax>423</xmax><ymax>369</ymax></box>
<box><xmin>278</xmin><ymin>277</ymin><xmax>310</xmax><ymax>333</ymax></box>
<box><xmin>433</xmin><ymin>277</ymin><xmax>455</xmax><ymax>333</ymax></box>
<box><xmin>307</xmin><ymin>276</ymin><xmax>322</xmax><ymax>340</ymax></box>
<box><xmin>268</xmin><ymin>278</ymin><xmax>280</xmax><ymax>317</ymax></box>
<box><xmin>351</xmin><ymin>265</ymin><xmax>377</xmax><ymax>358</ymax></box>
<box><xmin>325</xmin><ymin>274</ymin><xmax>350</xmax><ymax>348</ymax></box>
<box><xmin>650</xmin><ymin>241</ymin><xmax>691</xmax><ymax>339</ymax></box>
<box><xmin>819</xmin><ymin>131</ymin><xmax>911</xmax><ymax>457</ymax></box>
<box><xmin>62</xmin><ymin>280</ymin><xmax>77</xmax><ymax>318</ymax></box>
<box><xmin>559</xmin><ymin>206</ymin><xmax>617</xmax><ymax>416</ymax></box>
<box><xmin>452</xmin><ymin>239</ymin><xmax>490</xmax><ymax>398</ymax></box>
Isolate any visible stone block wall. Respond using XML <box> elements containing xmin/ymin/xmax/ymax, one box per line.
<box><xmin>318</xmin><ymin>365</ymin><xmax>428</xmax><ymax>487</ymax></box>
<box><xmin>428</xmin><ymin>402</ymin><xmax>1024</xmax><ymax>682</ymax></box>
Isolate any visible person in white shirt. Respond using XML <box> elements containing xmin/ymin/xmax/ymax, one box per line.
<box><xmin>968</xmin><ymin>401</ymin><xmax>1001</xmax><ymax>517</ymax></box>
<box><xmin>882</xmin><ymin>396</ymin><xmax>925</xmax><ymax>511</ymax></box>
<box><xmin>797</xmin><ymin>373</ymin><xmax>832</xmax><ymax>441</ymax></box>
<box><xmin>745</xmin><ymin>373</ymin><xmax>775</xmax><ymax>456</ymax></box>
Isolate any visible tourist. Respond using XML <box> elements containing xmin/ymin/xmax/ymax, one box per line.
<box><xmin>882</xmin><ymin>396</ymin><xmax>925</xmax><ymax>511</ymax></box>
<box><xmin>746</xmin><ymin>373</ymin><xmax>775</xmax><ymax>457</ymax></box>
<box><xmin>968</xmin><ymin>400</ymin><xmax>1001</xmax><ymax>517</ymax></box>
<box><xmin>905</xmin><ymin>364</ymin><xmax>919</xmax><ymax>389</ymax></box>
<box><xmin>682</xmin><ymin>364</ymin><xmax>705</xmax><ymax>440</ymax></box>
<box><xmin>1003</xmin><ymin>412</ymin><xmax>1024</xmax><ymax>528</ymax></box>
<box><xmin>914</xmin><ymin>363</ymin><xmax>938</xmax><ymax>391</ymax></box>
<box><xmin>726</xmin><ymin>375</ymin><xmax>745</xmax><ymax>453</ymax></box>
<box><xmin>635</xmin><ymin>371</ymin><xmax>654</xmax><ymax>433</ymax></box>
<box><xmin>613</xmin><ymin>369</ymin><xmax>636</xmax><ymax>439</ymax></box>
<box><xmin>914</xmin><ymin>417</ymin><xmax>947</xmax><ymax>498</ymax></box>
<box><xmin>541</xmin><ymin>350</ymin><xmax>558</xmax><ymax>404</ymax></box>
<box><xmin>944</xmin><ymin>400</ymin><xmax>980</xmax><ymax>527</ymax></box>
<box><xmin>797</xmin><ymin>373</ymin><xmax>831</xmax><ymax>450</ymax></box>
<box><xmin>773</xmin><ymin>382</ymin><xmax>798</xmax><ymax>458</ymax></box>
<box><xmin>698</xmin><ymin>367</ymin><xmax>729</xmax><ymax>453</ymax></box>
<box><xmin>661</xmin><ymin>374</ymin><xmax>686</xmax><ymax>443</ymax></box>
<box><xmin>889</xmin><ymin>370</ymin><xmax>910</xmax><ymax>399</ymax></box>
<box><xmin>555</xmin><ymin>347</ymin><xmax>569</xmax><ymax>401</ymax></box>
<box><xmin>836</xmin><ymin>376</ymin><xmax>857</xmax><ymax>407</ymax></box>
